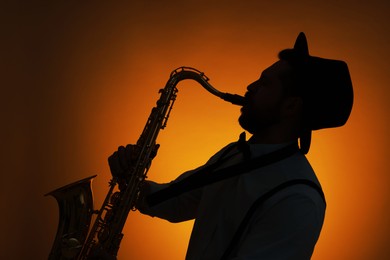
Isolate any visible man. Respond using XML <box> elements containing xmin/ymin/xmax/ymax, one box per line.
<box><xmin>109</xmin><ymin>32</ymin><xmax>353</xmax><ymax>259</ymax></box>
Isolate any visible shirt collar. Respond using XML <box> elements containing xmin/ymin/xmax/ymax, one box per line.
<box><xmin>238</xmin><ymin>132</ymin><xmax>298</xmax><ymax>159</ymax></box>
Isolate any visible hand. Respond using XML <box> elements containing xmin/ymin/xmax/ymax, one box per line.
<box><xmin>108</xmin><ymin>144</ymin><xmax>140</xmax><ymax>179</ymax></box>
<box><xmin>136</xmin><ymin>180</ymin><xmax>152</xmax><ymax>211</ymax></box>
<box><xmin>108</xmin><ymin>144</ymin><xmax>159</xmax><ymax>191</ymax></box>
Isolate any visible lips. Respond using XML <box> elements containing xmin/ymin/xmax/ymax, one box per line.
<box><xmin>243</xmin><ymin>92</ymin><xmax>252</xmax><ymax>105</ymax></box>
<box><xmin>241</xmin><ymin>99</ymin><xmax>250</xmax><ymax>113</ymax></box>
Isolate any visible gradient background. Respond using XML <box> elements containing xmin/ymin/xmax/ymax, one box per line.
<box><xmin>1</xmin><ymin>0</ymin><xmax>389</xmax><ymax>259</ymax></box>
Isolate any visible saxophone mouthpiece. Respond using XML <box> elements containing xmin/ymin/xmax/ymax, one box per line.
<box><xmin>221</xmin><ymin>93</ymin><xmax>246</xmax><ymax>106</ymax></box>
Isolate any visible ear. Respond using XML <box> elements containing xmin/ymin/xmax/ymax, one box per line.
<box><xmin>282</xmin><ymin>96</ymin><xmax>303</xmax><ymax>117</ymax></box>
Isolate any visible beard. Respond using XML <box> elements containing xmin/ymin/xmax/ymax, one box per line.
<box><xmin>238</xmin><ymin>113</ymin><xmax>256</xmax><ymax>134</ymax></box>
<box><xmin>238</xmin><ymin>105</ymin><xmax>281</xmax><ymax>134</ymax></box>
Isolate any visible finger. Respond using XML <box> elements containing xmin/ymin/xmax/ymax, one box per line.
<box><xmin>126</xmin><ymin>144</ymin><xmax>139</xmax><ymax>164</ymax></box>
<box><xmin>118</xmin><ymin>146</ymin><xmax>128</xmax><ymax>171</ymax></box>
<box><xmin>108</xmin><ymin>152</ymin><xmax>123</xmax><ymax>177</ymax></box>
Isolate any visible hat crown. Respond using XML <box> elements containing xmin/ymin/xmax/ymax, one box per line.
<box><xmin>286</xmin><ymin>32</ymin><xmax>354</xmax><ymax>131</ymax></box>
<box><xmin>294</xmin><ymin>32</ymin><xmax>309</xmax><ymax>56</ymax></box>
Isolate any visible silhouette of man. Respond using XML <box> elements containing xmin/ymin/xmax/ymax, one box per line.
<box><xmin>109</xmin><ymin>32</ymin><xmax>353</xmax><ymax>259</ymax></box>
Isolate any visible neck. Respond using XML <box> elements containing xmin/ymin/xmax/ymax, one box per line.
<box><xmin>248</xmin><ymin>124</ymin><xmax>299</xmax><ymax>144</ymax></box>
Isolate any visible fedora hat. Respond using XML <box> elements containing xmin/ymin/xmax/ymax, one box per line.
<box><xmin>279</xmin><ymin>32</ymin><xmax>354</xmax><ymax>153</ymax></box>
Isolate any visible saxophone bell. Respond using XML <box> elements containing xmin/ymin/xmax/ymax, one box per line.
<box><xmin>45</xmin><ymin>175</ymin><xmax>97</xmax><ymax>260</ymax></box>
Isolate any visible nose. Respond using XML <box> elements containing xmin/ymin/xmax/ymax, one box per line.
<box><xmin>247</xmin><ymin>80</ymin><xmax>259</xmax><ymax>92</ymax></box>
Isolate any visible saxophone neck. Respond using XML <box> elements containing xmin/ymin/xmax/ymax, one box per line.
<box><xmin>170</xmin><ymin>67</ymin><xmax>245</xmax><ymax>106</ymax></box>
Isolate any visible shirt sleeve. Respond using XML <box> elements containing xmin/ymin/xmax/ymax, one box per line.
<box><xmin>138</xmin><ymin>142</ymin><xmax>237</xmax><ymax>223</ymax></box>
<box><xmin>231</xmin><ymin>191</ymin><xmax>325</xmax><ymax>260</ymax></box>
<box><xmin>138</xmin><ymin>177</ymin><xmax>202</xmax><ymax>223</ymax></box>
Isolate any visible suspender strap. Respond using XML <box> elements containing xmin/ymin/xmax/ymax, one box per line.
<box><xmin>147</xmin><ymin>142</ymin><xmax>299</xmax><ymax>207</ymax></box>
<box><xmin>221</xmin><ymin>179</ymin><xmax>326</xmax><ymax>260</ymax></box>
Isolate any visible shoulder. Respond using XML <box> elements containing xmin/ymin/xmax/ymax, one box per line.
<box><xmin>257</xmin><ymin>182</ymin><xmax>326</xmax><ymax>226</ymax></box>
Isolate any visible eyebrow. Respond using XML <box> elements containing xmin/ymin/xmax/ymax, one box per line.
<box><xmin>259</xmin><ymin>73</ymin><xmax>270</xmax><ymax>83</ymax></box>
<box><xmin>260</xmin><ymin>68</ymin><xmax>272</xmax><ymax>78</ymax></box>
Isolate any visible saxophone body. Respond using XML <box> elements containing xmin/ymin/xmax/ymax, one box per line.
<box><xmin>46</xmin><ymin>67</ymin><xmax>244</xmax><ymax>259</ymax></box>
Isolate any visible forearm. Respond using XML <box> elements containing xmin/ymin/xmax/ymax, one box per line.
<box><xmin>137</xmin><ymin>180</ymin><xmax>201</xmax><ymax>223</ymax></box>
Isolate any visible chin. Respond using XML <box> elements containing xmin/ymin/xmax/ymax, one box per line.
<box><xmin>238</xmin><ymin>114</ymin><xmax>255</xmax><ymax>134</ymax></box>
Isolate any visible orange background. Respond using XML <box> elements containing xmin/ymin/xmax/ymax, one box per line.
<box><xmin>1</xmin><ymin>1</ymin><xmax>389</xmax><ymax>259</ymax></box>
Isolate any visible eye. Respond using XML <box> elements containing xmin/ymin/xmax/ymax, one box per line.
<box><xmin>259</xmin><ymin>76</ymin><xmax>269</xmax><ymax>86</ymax></box>
<box><xmin>247</xmin><ymin>81</ymin><xmax>260</xmax><ymax>91</ymax></box>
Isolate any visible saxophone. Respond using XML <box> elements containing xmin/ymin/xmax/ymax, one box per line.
<box><xmin>45</xmin><ymin>66</ymin><xmax>244</xmax><ymax>259</ymax></box>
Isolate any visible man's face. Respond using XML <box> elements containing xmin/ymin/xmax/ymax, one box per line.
<box><xmin>239</xmin><ymin>60</ymin><xmax>292</xmax><ymax>134</ymax></box>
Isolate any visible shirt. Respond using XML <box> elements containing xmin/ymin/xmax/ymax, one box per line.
<box><xmin>139</xmin><ymin>139</ymin><xmax>326</xmax><ymax>260</ymax></box>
